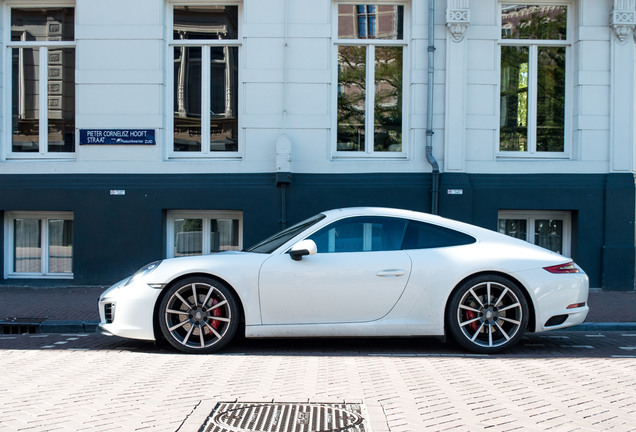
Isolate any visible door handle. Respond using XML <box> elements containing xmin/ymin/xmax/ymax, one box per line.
<box><xmin>376</xmin><ymin>269</ymin><xmax>406</xmax><ymax>277</ymax></box>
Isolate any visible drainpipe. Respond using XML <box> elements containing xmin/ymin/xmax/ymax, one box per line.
<box><xmin>275</xmin><ymin>0</ymin><xmax>292</xmax><ymax>228</ymax></box>
<box><xmin>426</xmin><ymin>0</ymin><xmax>440</xmax><ymax>214</ymax></box>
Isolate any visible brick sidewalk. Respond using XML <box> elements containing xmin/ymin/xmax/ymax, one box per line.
<box><xmin>0</xmin><ymin>285</ymin><xmax>634</xmax><ymax>323</ymax></box>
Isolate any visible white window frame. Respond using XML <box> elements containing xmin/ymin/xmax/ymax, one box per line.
<box><xmin>498</xmin><ymin>210</ymin><xmax>572</xmax><ymax>257</ymax></box>
<box><xmin>332</xmin><ymin>1</ymin><xmax>410</xmax><ymax>159</ymax></box>
<box><xmin>166</xmin><ymin>210</ymin><xmax>243</xmax><ymax>258</ymax></box>
<box><xmin>3</xmin><ymin>1</ymin><xmax>77</xmax><ymax>161</ymax></box>
<box><xmin>496</xmin><ymin>1</ymin><xmax>573</xmax><ymax>159</ymax></box>
<box><xmin>4</xmin><ymin>211</ymin><xmax>74</xmax><ymax>279</ymax></box>
<box><xmin>166</xmin><ymin>2</ymin><xmax>243</xmax><ymax>160</ymax></box>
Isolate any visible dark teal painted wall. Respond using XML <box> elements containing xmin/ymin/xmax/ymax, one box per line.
<box><xmin>0</xmin><ymin>173</ymin><xmax>633</xmax><ymax>290</ymax></box>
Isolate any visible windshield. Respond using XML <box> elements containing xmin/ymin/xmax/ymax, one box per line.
<box><xmin>246</xmin><ymin>214</ymin><xmax>326</xmax><ymax>253</ymax></box>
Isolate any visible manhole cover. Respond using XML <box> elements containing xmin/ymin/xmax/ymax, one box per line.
<box><xmin>200</xmin><ymin>402</ymin><xmax>368</xmax><ymax>432</ymax></box>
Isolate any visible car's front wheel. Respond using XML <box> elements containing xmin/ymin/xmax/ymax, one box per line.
<box><xmin>158</xmin><ymin>277</ymin><xmax>239</xmax><ymax>354</ymax></box>
<box><xmin>446</xmin><ymin>275</ymin><xmax>529</xmax><ymax>354</ymax></box>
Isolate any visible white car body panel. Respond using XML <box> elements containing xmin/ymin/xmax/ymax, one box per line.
<box><xmin>258</xmin><ymin>250</ymin><xmax>412</xmax><ymax>324</ymax></box>
<box><xmin>98</xmin><ymin>207</ymin><xmax>589</xmax><ymax>347</ymax></box>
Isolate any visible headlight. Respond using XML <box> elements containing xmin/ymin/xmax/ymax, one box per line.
<box><xmin>124</xmin><ymin>261</ymin><xmax>162</xmax><ymax>286</ymax></box>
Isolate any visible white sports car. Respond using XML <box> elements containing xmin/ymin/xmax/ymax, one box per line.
<box><xmin>98</xmin><ymin>207</ymin><xmax>589</xmax><ymax>354</ymax></box>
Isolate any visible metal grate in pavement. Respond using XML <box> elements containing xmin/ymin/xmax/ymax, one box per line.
<box><xmin>0</xmin><ymin>318</ymin><xmax>44</xmax><ymax>334</ymax></box>
<box><xmin>200</xmin><ymin>402</ymin><xmax>368</xmax><ymax>432</ymax></box>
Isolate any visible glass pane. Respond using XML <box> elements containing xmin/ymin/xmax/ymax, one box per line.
<box><xmin>49</xmin><ymin>219</ymin><xmax>73</xmax><ymax>273</ymax></box>
<box><xmin>535</xmin><ymin>219</ymin><xmax>563</xmax><ymax>254</ymax></box>
<box><xmin>337</xmin><ymin>46</ymin><xmax>366</xmax><ymax>151</ymax></box>
<box><xmin>11</xmin><ymin>8</ymin><xmax>75</xmax><ymax>42</ymax></box>
<box><xmin>174</xmin><ymin>219</ymin><xmax>203</xmax><ymax>256</ymax></box>
<box><xmin>498</xmin><ymin>218</ymin><xmax>527</xmax><ymax>241</ymax></box>
<box><xmin>211</xmin><ymin>219</ymin><xmax>239</xmax><ymax>252</ymax></box>
<box><xmin>500</xmin><ymin>46</ymin><xmax>529</xmax><ymax>151</ymax></box>
<box><xmin>14</xmin><ymin>219</ymin><xmax>41</xmax><ymax>273</ymax></box>
<box><xmin>48</xmin><ymin>48</ymin><xmax>75</xmax><ymax>153</ymax></box>
<box><xmin>309</xmin><ymin>217</ymin><xmax>406</xmax><ymax>253</ymax></box>
<box><xmin>173</xmin><ymin>6</ymin><xmax>238</xmax><ymax>40</ymax></box>
<box><xmin>210</xmin><ymin>47</ymin><xmax>238</xmax><ymax>152</ymax></box>
<box><xmin>12</xmin><ymin>47</ymin><xmax>40</xmax><ymax>153</ymax></box>
<box><xmin>338</xmin><ymin>5</ymin><xmax>403</xmax><ymax>40</ymax></box>
<box><xmin>374</xmin><ymin>46</ymin><xmax>402</xmax><ymax>152</ymax></box>
<box><xmin>174</xmin><ymin>46</ymin><xmax>202</xmax><ymax>152</ymax></box>
<box><xmin>537</xmin><ymin>47</ymin><xmax>565</xmax><ymax>152</ymax></box>
<box><xmin>501</xmin><ymin>5</ymin><xmax>567</xmax><ymax>40</ymax></box>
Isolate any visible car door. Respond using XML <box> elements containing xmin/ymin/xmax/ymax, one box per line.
<box><xmin>258</xmin><ymin>216</ymin><xmax>412</xmax><ymax>325</ymax></box>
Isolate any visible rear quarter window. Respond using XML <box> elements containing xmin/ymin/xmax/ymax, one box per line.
<box><xmin>402</xmin><ymin>220</ymin><xmax>476</xmax><ymax>249</ymax></box>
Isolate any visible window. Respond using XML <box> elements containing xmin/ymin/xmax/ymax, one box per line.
<box><xmin>499</xmin><ymin>4</ymin><xmax>569</xmax><ymax>156</ymax></box>
<box><xmin>498</xmin><ymin>210</ymin><xmax>571</xmax><ymax>256</ymax></box>
<box><xmin>402</xmin><ymin>221</ymin><xmax>476</xmax><ymax>249</ymax></box>
<box><xmin>309</xmin><ymin>216</ymin><xmax>406</xmax><ymax>253</ymax></box>
<box><xmin>335</xmin><ymin>4</ymin><xmax>406</xmax><ymax>156</ymax></box>
<box><xmin>4</xmin><ymin>212</ymin><xmax>73</xmax><ymax>278</ymax></box>
<box><xmin>170</xmin><ymin>5</ymin><xmax>240</xmax><ymax>156</ymax></box>
<box><xmin>7</xmin><ymin>7</ymin><xmax>76</xmax><ymax>157</ymax></box>
<box><xmin>166</xmin><ymin>211</ymin><xmax>242</xmax><ymax>257</ymax></box>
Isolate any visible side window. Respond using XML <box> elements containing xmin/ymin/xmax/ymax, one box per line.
<box><xmin>402</xmin><ymin>221</ymin><xmax>475</xmax><ymax>250</ymax></box>
<box><xmin>308</xmin><ymin>217</ymin><xmax>407</xmax><ymax>253</ymax></box>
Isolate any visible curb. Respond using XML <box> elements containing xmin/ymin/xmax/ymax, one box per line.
<box><xmin>40</xmin><ymin>320</ymin><xmax>99</xmax><ymax>333</ymax></box>
<box><xmin>569</xmin><ymin>322</ymin><xmax>636</xmax><ymax>331</ymax></box>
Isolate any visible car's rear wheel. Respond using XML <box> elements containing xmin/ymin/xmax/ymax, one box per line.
<box><xmin>158</xmin><ymin>277</ymin><xmax>238</xmax><ymax>354</ymax></box>
<box><xmin>446</xmin><ymin>275</ymin><xmax>529</xmax><ymax>354</ymax></box>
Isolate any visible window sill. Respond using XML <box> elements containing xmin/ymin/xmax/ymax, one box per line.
<box><xmin>496</xmin><ymin>152</ymin><xmax>571</xmax><ymax>160</ymax></box>
<box><xmin>332</xmin><ymin>153</ymin><xmax>408</xmax><ymax>161</ymax></box>
<box><xmin>6</xmin><ymin>274</ymin><xmax>74</xmax><ymax>280</ymax></box>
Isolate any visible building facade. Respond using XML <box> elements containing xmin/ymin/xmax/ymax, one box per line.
<box><xmin>0</xmin><ymin>0</ymin><xmax>634</xmax><ymax>290</ymax></box>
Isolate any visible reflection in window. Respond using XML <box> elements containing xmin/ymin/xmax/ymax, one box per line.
<box><xmin>374</xmin><ymin>46</ymin><xmax>402</xmax><ymax>152</ymax></box>
<box><xmin>499</xmin><ymin>4</ymin><xmax>567</xmax><ymax>154</ymax></box>
<box><xmin>336</xmin><ymin>5</ymin><xmax>404</xmax><ymax>154</ymax></box>
<box><xmin>309</xmin><ymin>217</ymin><xmax>406</xmax><ymax>253</ymax></box>
<box><xmin>338</xmin><ymin>5</ymin><xmax>403</xmax><ymax>40</ymax></box>
<box><xmin>501</xmin><ymin>5</ymin><xmax>567</xmax><ymax>40</ymax></box>
<box><xmin>173</xmin><ymin>6</ymin><xmax>238</xmax><ymax>40</ymax></box>
<box><xmin>536</xmin><ymin>47</ymin><xmax>565</xmax><ymax>152</ymax></box>
<box><xmin>10</xmin><ymin>8</ymin><xmax>75</xmax><ymax>155</ymax></box>
<box><xmin>173</xmin><ymin>6</ymin><xmax>239</xmax><ymax>154</ymax></box>
<box><xmin>337</xmin><ymin>46</ymin><xmax>366</xmax><ymax>151</ymax></box>
<box><xmin>500</xmin><ymin>46</ymin><xmax>529</xmax><ymax>152</ymax></box>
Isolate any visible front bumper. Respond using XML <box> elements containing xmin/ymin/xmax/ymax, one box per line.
<box><xmin>98</xmin><ymin>278</ymin><xmax>163</xmax><ymax>341</ymax></box>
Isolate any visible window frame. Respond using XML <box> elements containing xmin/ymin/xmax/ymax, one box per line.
<box><xmin>498</xmin><ymin>210</ymin><xmax>572</xmax><ymax>256</ymax></box>
<box><xmin>4</xmin><ymin>211</ymin><xmax>74</xmax><ymax>279</ymax></box>
<box><xmin>166</xmin><ymin>210</ymin><xmax>243</xmax><ymax>258</ymax></box>
<box><xmin>332</xmin><ymin>1</ymin><xmax>410</xmax><ymax>159</ymax></box>
<box><xmin>166</xmin><ymin>2</ymin><xmax>243</xmax><ymax>160</ymax></box>
<box><xmin>3</xmin><ymin>1</ymin><xmax>77</xmax><ymax>161</ymax></box>
<box><xmin>496</xmin><ymin>2</ymin><xmax>573</xmax><ymax>159</ymax></box>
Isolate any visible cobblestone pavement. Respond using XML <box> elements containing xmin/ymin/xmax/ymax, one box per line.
<box><xmin>1</xmin><ymin>332</ymin><xmax>635</xmax><ymax>432</ymax></box>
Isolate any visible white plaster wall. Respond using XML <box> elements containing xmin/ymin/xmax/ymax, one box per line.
<box><xmin>0</xmin><ymin>0</ymin><xmax>631</xmax><ymax>175</ymax></box>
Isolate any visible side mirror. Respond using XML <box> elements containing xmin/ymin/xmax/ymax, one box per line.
<box><xmin>289</xmin><ymin>239</ymin><xmax>317</xmax><ymax>261</ymax></box>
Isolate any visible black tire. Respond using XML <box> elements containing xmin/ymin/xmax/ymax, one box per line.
<box><xmin>446</xmin><ymin>275</ymin><xmax>529</xmax><ymax>354</ymax></box>
<box><xmin>158</xmin><ymin>276</ymin><xmax>239</xmax><ymax>354</ymax></box>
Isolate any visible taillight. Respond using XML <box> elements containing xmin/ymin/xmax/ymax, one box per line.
<box><xmin>544</xmin><ymin>262</ymin><xmax>580</xmax><ymax>274</ymax></box>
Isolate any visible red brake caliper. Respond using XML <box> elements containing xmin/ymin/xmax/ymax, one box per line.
<box><xmin>465</xmin><ymin>308</ymin><xmax>479</xmax><ymax>332</ymax></box>
<box><xmin>210</xmin><ymin>299</ymin><xmax>222</xmax><ymax>330</ymax></box>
